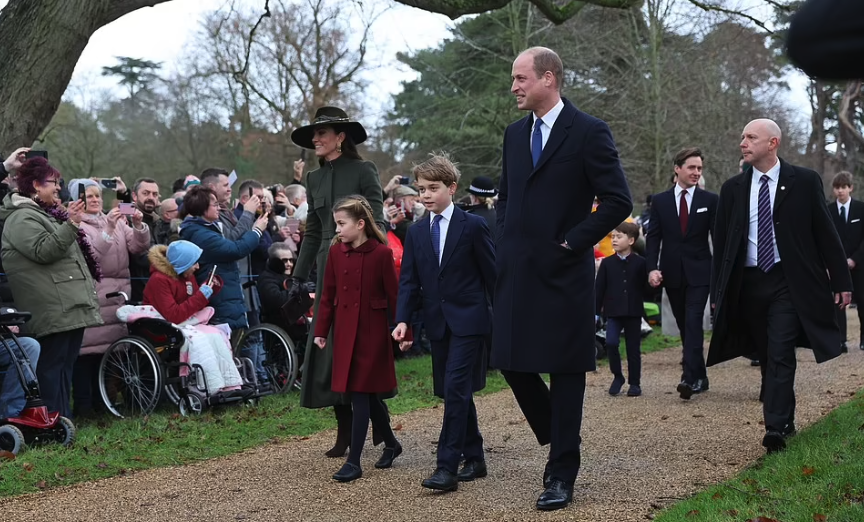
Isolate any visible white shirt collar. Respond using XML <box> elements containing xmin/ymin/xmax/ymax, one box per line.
<box><xmin>674</xmin><ymin>183</ymin><xmax>694</xmax><ymax>198</ymax></box>
<box><xmin>432</xmin><ymin>202</ymin><xmax>455</xmax><ymax>224</ymax></box>
<box><xmin>533</xmin><ymin>98</ymin><xmax>564</xmax><ymax>129</ymax></box>
<box><xmin>837</xmin><ymin>199</ymin><xmax>851</xmax><ymax>209</ymax></box>
<box><xmin>753</xmin><ymin>159</ymin><xmax>780</xmax><ymax>183</ymax></box>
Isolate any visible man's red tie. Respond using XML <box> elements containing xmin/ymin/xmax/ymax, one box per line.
<box><xmin>679</xmin><ymin>190</ymin><xmax>689</xmax><ymax>234</ymax></box>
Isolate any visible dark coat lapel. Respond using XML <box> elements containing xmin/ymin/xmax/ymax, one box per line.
<box><xmin>737</xmin><ymin>170</ymin><xmax>752</xmax><ymax>229</ymax></box>
<box><xmin>515</xmin><ymin>115</ymin><xmax>534</xmax><ymax>177</ymax></box>
<box><xmin>774</xmin><ymin>159</ymin><xmax>796</xmax><ymax>212</ymax></box>
<box><xmin>662</xmin><ymin>187</ymin><xmax>682</xmax><ymax>238</ymax></box>
<box><xmin>416</xmin><ymin>214</ymin><xmax>436</xmax><ymax>263</ymax></box>
<box><xmin>530</xmin><ymin>99</ymin><xmax>576</xmax><ymax>176</ymax></box>
<box><xmin>439</xmin><ymin>206</ymin><xmax>466</xmax><ymax>273</ymax></box>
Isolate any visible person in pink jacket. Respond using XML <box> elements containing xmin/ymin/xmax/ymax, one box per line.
<box><xmin>68</xmin><ymin>178</ymin><xmax>150</xmax><ymax>418</ymax></box>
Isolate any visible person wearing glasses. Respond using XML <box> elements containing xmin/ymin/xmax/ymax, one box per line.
<box><xmin>257</xmin><ymin>242</ymin><xmax>312</xmax><ymax>362</ymax></box>
<box><xmin>0</xmin><ymin>156</ymin><xmax>102</xmax><ymax>418</ymax></box>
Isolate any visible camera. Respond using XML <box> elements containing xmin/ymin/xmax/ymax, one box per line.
<box><xmin>399</xmin><ymin>176</ymin><xmax>410</xmax><ymax>185</ymax></box>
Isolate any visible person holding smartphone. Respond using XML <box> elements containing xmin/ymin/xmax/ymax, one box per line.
<box><xmin>66</xmin><ymin>179</ymin><xmax>151</xmax><ymax>418</ymax></box>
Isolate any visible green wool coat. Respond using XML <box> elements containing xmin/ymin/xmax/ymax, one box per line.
<box><xmin>292</xmin><ymin>155</ymin><xmax>386</xmax><ymax>409</ymax></box>
<box><xmin>0</xmin><ymin>194</ymin><xmax>102</xmax><ymax>338</ymax></box>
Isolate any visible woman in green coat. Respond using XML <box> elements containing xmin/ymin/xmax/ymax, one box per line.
<box><xmin>291</xmin><ymin>107</ymin><xmax>389</xmax><ymax>458</ymax></box>
<box><xmin>0</xmin><ymin>157</ymin><xmax>102</xmax><ymax>418</ymax></box>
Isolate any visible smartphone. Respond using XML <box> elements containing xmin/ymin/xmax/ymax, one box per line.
<box><xmin>248</xmin><ymin>186</ymin><xmax>254</xmax><ymax>198</ymax></box>
<box><xmin>286</xmin><ymin>217</ymin><xmax>300</xmax><ymax>234</ymax></box>
<box><xmin>399</xmin><ymin>176</ymin><xmax>410</xmax><ymax>185</ymax></box>
<box><xmin>25</xmin><ymin>150</ymin><xmax>48</xmax><ymax>160</ymax></box>
<box><xmin>118</xmin><ymin>202</ymin><xmax>136</xmax><ymax>215</ymax></box>
<box><xmin>207</xmin><ymin>266</ymin><xmax>217</xmax><ymax>287</ymax></box>
<box><xmin>100</xmin><ymin>179</ymin><xmax>117</xmax><ymax>190</ymax></box>
<box><xmin>78</xmin><ymin>188</ymin><xmax>86</xmax><ymax>202</ymax></box>
<box><xmin>300</xmin><ymin>149</ymin><xmax>308</xmax><ymax>161</ymax></box>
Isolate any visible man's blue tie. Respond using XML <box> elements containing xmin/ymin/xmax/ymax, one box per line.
<box><xmin>532</xmin><ymin>118</ymin><xmax>544</xmax><ymax>167</ymax></box>
<box><xmin>757</xmin><ymin>174</ymin><xmax>775</xmax><ymax>273</ymax></box>
<box><xmin>431</xmin><ymin>214</ymin><xmax>443</xmax><ymax>264</ymax></box>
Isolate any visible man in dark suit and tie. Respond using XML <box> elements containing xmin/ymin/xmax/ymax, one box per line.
<box><xmin>393</xmin><ymin>154</ymin><xmax>496</xmax><ymax>492</ymax></box>
<box><xmin>709</xmin><ymin>119</ymin><xmax>851</xmax><ymax>453</ymax></box>
<box><xmin>493</xmin><ymin>47</ymin><xmax>632</xmax><ymax>511</ymax></box>
<box><xmin>830</xmin><ymin>171</ymin><xmax>864</xmax><ymax>351</ymax></box>
<box><xmin>646</xmin><ymin>148</ymin><xmax>719</xmax><ymax>399</ymax></box>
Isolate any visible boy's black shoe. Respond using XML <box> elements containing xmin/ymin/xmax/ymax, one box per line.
<box><xmin>457</xmin><ymin>460</ymin><xmax>488</xmax><ymax>481</ymax></box>
<box><xmin>608</xmin><ymin>376</ymin><xmax>625</xmax><ymax>396</ymax></box>
<box><xmin>677</xmin><ymin>381</ymin><xmax>694</xmax><ymax>400</ymax></box>
<box><xmin>627</xmin><ymin>385</ymin><xmax>642</xmax><ymax>397</ymax></box>
<box><xmin>422</xmin><ymin>469</ymin><xmax>458</xmax><ymax>491</ymax></box>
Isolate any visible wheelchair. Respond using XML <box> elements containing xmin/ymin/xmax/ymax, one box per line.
<box><xmin>96</xmin><ymin>292</ymin><xmax>298</xmax><ymax>418</ymax></box>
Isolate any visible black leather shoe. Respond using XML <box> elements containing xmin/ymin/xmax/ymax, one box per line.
<box><xmin>543</xmin><ymin>462</ymin><xmax>552</xmax><ymax>488</ymax></box>
<box><xmin>608</xmin><ymin>376</ymin><xmax>625</xmax><ymax>396</ymax></box>
<box><xmin>457</xmin><ymin>460</ymin><xmax>487</xmax><ymax>482</ymax></box>
<box><xmin>761</xmin><ymin>431</ymin><xmax>787</xmax><ymax>454</ymax></box>
<box><xmin>677</xmin><ymin>381</ymin><xmax>693</xmax><ymax>400</ymax></box>
<box><xmin>421</xmin><ymin>469</ymin><xmax>458</xmax><ymax>491</ymax></box>
<box><xmin>332</xmin><ymin>462</ymin><xmax>362</xmax><ymax>482</ymax></box>
<box><xmin>693</xmin><ymin>378</ymin><xmax>709</xmax><ymax>394</ymax></box>
<box><xmin>536</xmin><ymin>479</ymin><xmax>573</xmax><ymax>511</ymax></box>
<box><xmin>750</xmin><ymin>358</ymin><xmax>761</xmax><ymax>366</ymax></box>
<box><xmin>627</xmin><ymin>385</ymin><xmax>642</xmax><ymax>397</ymax></box>
<box><xmin>374</xmin><ymin>442</ymin><xmax>402</xmax><ymax>469</ymax></box>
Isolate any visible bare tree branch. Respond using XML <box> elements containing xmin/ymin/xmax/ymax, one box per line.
<box><xmin>685</xmin><ymin>0</ymin><xmax>775</xmax><ymax>33</ymax></box>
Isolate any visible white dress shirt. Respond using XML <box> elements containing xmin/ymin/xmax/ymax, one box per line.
<box><xmin>674</xmin><ymin>184</ymin><xmax>693</xmax><ymax>216</ymax></box>
<box><xmin>430</xmin><ymin>202</ymin><xmax>455</xmax><ymax>265</ymax></box>
<box><xmin>837</xmin><ymin>199</ymin><xmax>851</xmax><ymax>222</ymax></box>
<box><xmin>746</xmin><ymin>160</ymin><xmax>782</xmax><ymax>267</ymax></box>
<box><xmin>531</xmin><ymin>98</ymin><xmax>565</xmax><ymax>152</ymax></box>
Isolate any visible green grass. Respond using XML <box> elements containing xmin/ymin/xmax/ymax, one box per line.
<box><xmin>0</xmin><ymin>327</ymin><xmax>682</xmax><ymax>498</ymax></box>
<box><xmin>655</xmin><ymin>391</ymin><xmax>864</xmax><ymax>522</ymax></box>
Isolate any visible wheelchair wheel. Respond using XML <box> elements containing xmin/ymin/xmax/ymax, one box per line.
<box><xmin>0</xmin><ymin>424</ymin><xmax>25</xmax><ymax>455</ymax></box>
<box><xmin>56</xmin><ymin>416</ymin><xmax>76</xmax><ymax>447</ymax></box>
<box><xmin>98</xmin><ymin>337</ymin><xmax>163</xmax><ymax>418</ymax></box>
<box><xmin>235</xmin><ymin>324</ymin><xmax>298</xmax><ymax>394</ymax></box>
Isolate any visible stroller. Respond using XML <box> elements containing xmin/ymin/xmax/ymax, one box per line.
<box><xmin>0</xmin><ymin>307</ymin><xmax>75</xmax><ymax>455</ymax></box>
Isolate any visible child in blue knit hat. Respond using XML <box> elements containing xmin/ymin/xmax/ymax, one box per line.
<box><xmin>143</xmin><ymin>241</ymin><xmax>247</xmax><ymax>395</ymax></box>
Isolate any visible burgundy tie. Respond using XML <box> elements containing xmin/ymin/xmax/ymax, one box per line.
<box><xmin>679</xmin><ymin>190</ymin><xmax>689</xmax><ymax>234</ymax></box>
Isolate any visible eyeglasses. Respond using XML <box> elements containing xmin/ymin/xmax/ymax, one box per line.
<box><xmin>44</xmin><ymin>179</ymin><xmax>60</xmax><ymax>186</ymax></box>
<box><xmin>280</xmin><ymin>258</ymin><xmax>294</xmax><ymax>264</ymax></box>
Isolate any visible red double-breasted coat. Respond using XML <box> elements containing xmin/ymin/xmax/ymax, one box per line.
<box><xmin>314</xmin><ymin>239</ymin><xmax>401</xmax><ymax>394</ymax></box>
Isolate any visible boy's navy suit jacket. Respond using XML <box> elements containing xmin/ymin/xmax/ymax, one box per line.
<box><xmin>396</xmin><ymin>204</ymin><xmax>496</xmax><ymax>341</ymax></box>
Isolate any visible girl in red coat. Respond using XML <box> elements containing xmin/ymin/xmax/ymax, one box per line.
<box><xmin>313</xmin><ymin>195</ymin><xmax>403</xmax><ymax>483</ymax></box>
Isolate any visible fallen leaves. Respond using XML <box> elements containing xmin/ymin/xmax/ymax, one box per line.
<box><xmin>802</xmin><ymin>466</ymin><xmax>816</xmax><ymax>476</ymax></box>
<box><xmin>686</xmin><ymin>509</ymin><xmax>699</xmax><ymax>517</ymax></box>
<box><xmin>35</xmin><ymin>480</ymin><xmax>46</xmax><ymax>489</ymax></box>
<box><xmin>22</xmin><ymin>462</ymin><xmax>33</xmax><ymax>472</ymax></box>
<box><xmin>745</xmin><ymin>517</ymin><xmax>780</xmax><ymax>522</ymax></box>
<box><xmin>813</xmin><ymin>514</ymin><xmax>827</xmax><ymax>522</ymax></box>
<box><xmin>393</xmin><ymin>423</ymin><xmax>403</xmax><ymax>431</ymax></box>
<box><xmin>0</xmin><ymin>450</ymin><xmax>15</xmax><ymax>461</ymax></box>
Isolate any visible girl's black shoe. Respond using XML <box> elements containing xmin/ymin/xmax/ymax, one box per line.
<box><xmin>333</xmin><ymin>462</ymin><xmax>362</xmax><ymax>482</ymax></box>
<box><xmin>374</xmin><ymin>442</ymin><xmax>402</xmax><ymax>469</ymax></box>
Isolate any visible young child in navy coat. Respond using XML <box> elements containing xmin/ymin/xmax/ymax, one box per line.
<box><xmin>595</xmin><ymin>222</ymin><xmax>648</xmax><ymax>397</ymax></box>
<box><xmin>392</xmin><ymin>154</ymin><xmax>496</xmax><ymax>492</ymax></box>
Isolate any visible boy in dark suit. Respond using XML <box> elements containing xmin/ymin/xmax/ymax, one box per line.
<box><xmin>595</xmin><ymin>222</ymin><xmax>647</xmax><ymax>397</ymax></box>
<box><xmin>830</xmin><ymin>171</ymin><xmax>864</xmax><ymax>351</ymax></box>
<box><xmin>392</xmin><ymin>154</ymin><xmax>496</xmax><ymax>492</ymax></box>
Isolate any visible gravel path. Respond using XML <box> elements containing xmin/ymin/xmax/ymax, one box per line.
<box><xmin>3</xmin><ymin>316</ymin><xmax>864</xmax><ymax>522</ymax></box>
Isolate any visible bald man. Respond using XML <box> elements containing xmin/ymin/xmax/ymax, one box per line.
<box><xmin>708</xmin><ymin>119</ymin><xmax>852</xmax><ymax>453</ymax></box>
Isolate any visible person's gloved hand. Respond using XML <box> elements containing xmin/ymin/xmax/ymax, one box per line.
<box><xmin>200</xmin><ymin>284</ymin><xmax>214</xmax><ymax>299</ymax></box>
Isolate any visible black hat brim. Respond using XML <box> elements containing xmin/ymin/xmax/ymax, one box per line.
<box><xmin>290</xmin><ymin>121</ymin><xmax>367</xmax><ymax>150</ymax></box>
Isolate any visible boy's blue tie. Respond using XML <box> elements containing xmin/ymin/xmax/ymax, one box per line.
<box><xmin>431</xmin><ymin>214</ymin><xmax>443</xmax><ymax>264</ymax></box>
<box><xmin>532</xmin><ymin>118</ymin><xmax>544</xmax><ymax>167</ymax></box>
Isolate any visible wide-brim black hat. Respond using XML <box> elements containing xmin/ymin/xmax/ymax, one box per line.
<box><xmin>467</xmin><ymin>176</ymin><xmax>498</xmax><ymax>197</ymax></box>
<box><xmin>290</xmin><ymin>106</ymin><xmax>367</xmax><ymax>150</ymax></box>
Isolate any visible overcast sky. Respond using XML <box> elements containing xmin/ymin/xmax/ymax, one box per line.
<box><xmin>0</xmin><ymin>0</ymin><xmax>810</xmax><ymax>126</ymax></box>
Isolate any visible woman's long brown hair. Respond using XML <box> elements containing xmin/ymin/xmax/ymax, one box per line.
<box><xmin>331</xmin><ymin>195</ymin><xmax>387</xmax><ymax>246</ymax></box>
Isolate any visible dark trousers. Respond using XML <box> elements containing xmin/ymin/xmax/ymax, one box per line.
<box><xmin>35</xmin><ymin>328</ymin><xmax>85</xmax><ymax>419</ymax></box>
<box><xmin>606</xmin><ymin>316</ymin><xmax>642</xmax><ymax>385</ymax></box>
<box><xmin>500</xmin><ymin>370</ymin><xmax>586</xmax><ymax>485</ymax></box>
<box><xmin>666</xmin><ymin>284</ymin><xmax>709</xmax><ymax>383</ymax></box>
<box><xmin>432</xmin><ymin>332</ymin><xmax>485</xmax><ymax>473</ymax></box>
<box><xmin>835</xmin><ymin>269</ymin><xmax>864</xmax><ymax>345</ymax></box>
<box><xmin>72</xmin><ymin>353</ymin><xmax>102</xmax><ymax>416</ymax></box>
<box><xmin>742</xmin><ymin>265</ymin><xmax>799</xmax><ymax>433</ymax></box>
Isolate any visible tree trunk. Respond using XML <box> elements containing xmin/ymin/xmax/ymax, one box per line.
<box><xmin>0</xmin><ymin>0</ymin><xmax>173</xmax><ymax>153</ymax></box>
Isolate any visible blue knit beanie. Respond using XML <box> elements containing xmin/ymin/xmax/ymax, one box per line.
<box><xmin>167</xmin><ymin>240</ymin><xmax>203</xmax><ymax>275</ymax></box>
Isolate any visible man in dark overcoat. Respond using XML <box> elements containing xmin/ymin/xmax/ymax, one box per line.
<box><xmin>492</xmin><ymin>47</ymin><xmax>632</xmax><ymax>511</ymax></box>
<box><xmin>709</xmin><ymin>118</ymin><xmax>852</xmax><ymax>454</ymax></box>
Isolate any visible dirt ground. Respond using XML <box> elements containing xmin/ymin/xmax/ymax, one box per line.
<box><xmin>2</xmin><ymin>315</ymin><xmax>864</xmax><ymax>522</ymax></box>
